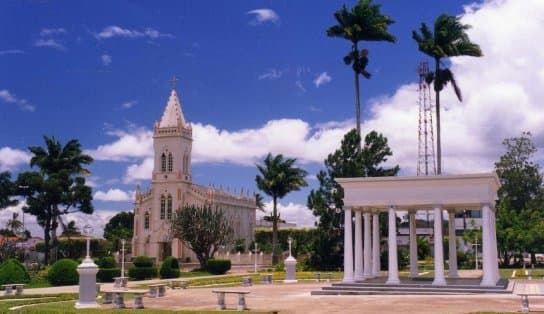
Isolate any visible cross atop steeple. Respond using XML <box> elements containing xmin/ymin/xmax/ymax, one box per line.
<box><xmin>170</xmin><ymin>75</ymin><xmax>179</xmax><ymax>90</ymax></box>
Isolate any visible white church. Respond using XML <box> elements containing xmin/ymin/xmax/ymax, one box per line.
<box><xmin>131</xmin><ymin>80</ymin><xmax>256</xmax><ymax>261</ymax></box>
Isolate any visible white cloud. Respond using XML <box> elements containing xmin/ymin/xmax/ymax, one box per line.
<box><xmin>247</xmin><ymin>9</ymin><xmax>280</xmax><ymax>25</ymax></box>
<box><xmin>34</xmin><ymin>39</ymin><xmax>65</xmax><ymax>50</ymax></box>
<box><xmin>0</xmin><ymin>49</ymin><xmax>24</xmax><ymax>55</ymax></box>
<box><xmin>313</xmin><ymin>72</ymin><xmax>331</xmax><ymax>88</ymax></box>
<box><xmin>257</xmin><ymin>201</ymin><xmax>316</xmax><ymax>227</ymax></box>
<box><xmin>121</xmin><ymin>100</ymin><xmax>136</xmax><ymax>109</ymax></box>
<box><xmin>101</xmin><ymin>54</ymin><xmax>112</xmax><ymax>66</ymax></box>
<box><xmin>0</xmin><ymin>89</ymin><xmax>35</xmax><ymax>111</ymax></box>
<box><xmin>95</xmin><ymin>26</ymin><xmax>173</xmax><ymax>40</ymax></box>
<box><xmin>295</xmin><ymin>80</ymin><xmax>306</xmax><ymax>93</ymax></box>
<box><xmin>124</xmin><ymin>158</ymin><xmax>153</xmax><ymax>183</ymax></box>
<box><xmin>258</xmin><ymin>69</ymin><xmax>282</xmax><ymax>80</ymax></box>
<box><xmin>94</xmin><ymin>189</ymin><xmax>134</xmax><ymax>202</ymax></box>
<box><xmin>40</xmin><ymin>28</ymin><xmax>66</xmax><ymax>36</ymax></box>
<box><xmin>0</xmin><ymin>147</ymin><xmax>30</xmax><ymax>171</ymax></box>
<box><xmin>86</xmin><ymin>127</ymin><xmax>153</xmax><ymax>161</ymax></box>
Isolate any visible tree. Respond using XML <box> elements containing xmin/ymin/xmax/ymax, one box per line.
<box><xmin>255</xmin><ymin>153</ymin><xmax>308</xmax><ymax>264</ymax></box>
<box><xmin>306</xmin><ymin>129</ymin><xmax>399</xmax><ymax>269</ymax></box>
<box><xmin>327</xmin><ymin>0</ymin><xmax>395</xmax><ymax>140</ymax></box>
<box><xmin>103</xmin><ymin>211</ymin><xmax>134</xmax><ymax>251</ymax></box>
<box><xmin>171</xmin><ymin>204</ymin><xmax>233</xmax><ymax>269</ymax></box>
<box><xmin>60</xmin><ymin>220</ymin><xmax>80</xmax><ymax>237</ymax></box>
<box><xmin>0</xmin><ymin>172</ymin><xmax>18</xmax><ymax>210</ymax></box>
<box><xmin>412</xmin><ymin>14</ymin><xmax>482</xmax><ymax>174</ymax></box>
<box><xmin>494</xmin><ymin>132</ymin><xmax>543</xmax><ymax>266</ymax></box>
<box><xmin>6</xmin><ymin>213</ymin><xmax>23</xmax><ymax>235</ymax></box>
<box><xmin>16</xmin><ymin>136</ymin><xmax>93</xmax><ymax>264</ymax></box>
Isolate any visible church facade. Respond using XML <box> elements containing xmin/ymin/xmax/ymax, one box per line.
<box><xmin>131</xmin><ymin>85</ymin><xmax>256</xmax><ymax>261</ymax></box>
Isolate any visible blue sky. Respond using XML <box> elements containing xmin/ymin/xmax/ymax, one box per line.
<box><xmin>1</xmin><ymin>0</ymin><xmax>543</xmax><ymax>236</ymax></box>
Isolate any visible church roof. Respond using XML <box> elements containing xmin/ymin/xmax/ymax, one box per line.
<box><xmin>159</xmin><ymin>89</ymin><xmax>186</xmax><ymax>128</ymax></box>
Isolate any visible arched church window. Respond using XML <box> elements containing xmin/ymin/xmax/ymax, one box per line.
<box><xmin>160</xmin><ymin>195</ymin><xmax>166</xmax><ymax>220</ymax></box>
<box><xmin>167</xmin><ymin>195</ymin><xmax>173</xmax><ymax>220</ymax></box>
<box><xmin>167</xmin><ymin>153</ymin><xmax>173</xmax><ymax>172</ymax></box>
<box><xmin>144</xmin><ymin>212</ymin><xmax>150</xmax><ymax>229</ymax></box>
<box><xmin>161</xmin><ymin>153</ymin><xmax>167</xmax><ymax>172</ymax></box>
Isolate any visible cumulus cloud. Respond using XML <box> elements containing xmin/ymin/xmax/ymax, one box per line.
<box><xmin>95</xmin><ymin>26</ymin><xmax>173</xmax><ymax>40</ymax></box>
<box><xmin>86</xmin><ymin>127</ymin><xmax>153</xmax><ymax>161</ymax></box>
<box><xmin>247</xmin><ymin>9</ymin><xmax>280</xmax><ymax>25</ymax></box>
<box><xmin>313</xmin><ymin>72</ymin><xmax>331</xmax><ymax>88</ymax></box>
<box><xmin>0</xmin><ymin>89</ymin><xmax>35</xmax><ymax>111</ymax></box>
<box><xmin>0</xmin><ymin>49</ymin><xmax>24</xmax><ymax>55</ymax></box>
<box><xmin>124</xmin><ymin>158</ymin><xmax>154</xmax><ymax>183</ymax></box>
<box><xmin>0</xmin><ymin>147</ymin><xmax>31</xmax><ymax>171</ymax></box>
<box><xmin>101</xmin><ymin>54</ymin><xmax>112</xmax><ymax>66</ymax></box>
<box><xmin>258</xmin><ymin>69</ymin><xmax>282</xmax><ymax>80</ymax></box>
<box><xmin>34</xmin><ymin>39</ymin><xmax>65</xmax><ymax>50</ymax></box>
<box><xmin>257</xmin><ymin>201</ymin><xmax>316</xmax><ymax>227</ymax></box>
<box><xmin>94</xmin><ymin>188</ymin><xmax>134</xmax><ymax>202</ymax></box>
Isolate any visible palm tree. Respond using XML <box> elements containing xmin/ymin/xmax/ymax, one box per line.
<box><xmin>6</xmin><ymin>213</ymin><xmax>23</xmax><ymax>234</ymax></box>
<box><xmin>0</xmin><ymin>172</ymin><xmax>18</xmax><ymax>210</ymax></box>
<box><xmin>327</xmin><ymin>0</ymin><xmax>395</xmax><ymax>140</ymax></box>
<box><xmin>413</xmin><ymin>14</ymin><xmax>482</xmax><ymax>174</ymax></box>
<box><xmin>255</xmin><ymin>153</ymin><xmax>308</xmax><ymax>264</ymax></box>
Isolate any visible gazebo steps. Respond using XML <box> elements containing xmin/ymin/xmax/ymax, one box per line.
<box><xmin>330</xmin><ymin>280</ymin><xmax>509</xmax><ymax>290</ymax></box>
<box><xmin>311</xmin><ymin>289</ymin><xmax>507</xmax><ymax>296</ymax></box>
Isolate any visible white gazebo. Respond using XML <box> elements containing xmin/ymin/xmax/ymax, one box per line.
<box><xmin>336</xmin><ymin>173</ymin><xmax>500</xmax><ymax>287</ymax></box>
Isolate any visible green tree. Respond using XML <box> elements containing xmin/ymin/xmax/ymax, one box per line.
<box><xmin>327</xmin><ymin>0</ymin><xmax>395</xmax><ymax>139</ymax></box>
<box><xmin>16</xmin><ymin>136</ymin><xmax>93</xmax><ymax>264</ymax></box>
<box><xmin>103</xmin><ymin>211</ymin><xmax>134</xmax><ymax>250</ymax></box>
<box><xmin>5</xmin><ymin>213</ymin><xmax>23</xmax><ymax>235</ymax></box>
<box><xmin>412</xmin><ymin>14</ymin><xmax>482</xmax><ymax>174</ymax></box>
<box><xmin>306</xmin><ymin>129</ymin><xmax>399</xmax><ymax>269</ymax></box>
<box><xmin>0</xmin><ymin>172</ymin><xmax>18</xmax><ymax>210</ymax></box>
<box><xmin>255</xmin><ymin>153</ymin><xmax>308</xmax><ymax>264</ymax></box>
<box><xmin>495</xmin><ymin>132</ymin><xmax>543</xmax><ymax>266</ymax></box>
<box><xmin>60</xmin><ymin>220</ymin><xmax>80</xmax><ymax>237</ymax></box>
<box><xmin>171</xmin><ymin>204</ymin><xmax>233</xmax><ymax>269</ymax></box>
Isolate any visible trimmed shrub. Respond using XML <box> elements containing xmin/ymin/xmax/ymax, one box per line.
<box><xmin>160</xmin><ymin>256</ymin><xmax>180</xmax><ymax>279</ymax></box>
<box><xmin>98</xmin><ymin>256</ymin><xmax>117</xmax><ymax>268</ymax></box>
<box><xmin>206</xmin><ymin>259</ymin><xmax>231</xmax><ymax>275</ymax></box>
<box><xmin>132</xmin><ymin>256</ymin><xmax>154</xmax><ymax>267</ymax></box>
<box><xmin>48</xmin><ymin>259</ymin><xmax>79</xmax><ymax>286</ymax></box>
<box><xmin>97</xmin><ymin>268</ymin><xmax>121</xmax><ymax>282</ymax></box>
<box><xmin>128</xmin><ymin>266</ymin><xmax>157</xmax><ymax>280</ymax></box>
<box><xmin>0</xmin><ymin>259</ymin><xmax>31</xmax><ymax>286</ymax></box>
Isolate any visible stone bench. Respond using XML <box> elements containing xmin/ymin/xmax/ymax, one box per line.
<box><xmin>2</xmin><ymin>284</ymin><xmax>25</xmax><ymax>295</ymax></box>
<box><xmin>315</xmin><ymin>272</ymin><xmax>333</xmax><ymax>282</ymax></box>
<box><xmin>514</xmin><ymin>282</ymin><xmax>544</xmax><ymax>313</ymax></box>
<box><xmin>102</xmin><ymin>289</ymin><xmax>148</xmax><ymax>309</ymax></box>
<box><xmin>148</xmin><ymin>283</ymin><xmax>167</xmax><ymax>298</ymax></box>
<box><xmin>241</xmin><ymin>276</ymin><xmax>253</xmax><ymax>286</ymax></box>
<box><xmin>212</xmin><ymin>290</ymin><xmax>250</xmax><ymax>310</ymax></box>
<box><xmin>261</xmin><ymin>274</ymin><xmax>272</xmax><ymax>284</ymax></box>
<box><xmin>168</xmin><ymin>279</ymin><xmax>188</xmax><ymax>289</ymax></box>
<box><xmin>113</xmin><ymin>276</ymin><xmax>128</xmax><ymax>289</ymax></box>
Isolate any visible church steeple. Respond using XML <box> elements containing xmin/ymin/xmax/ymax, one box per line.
<box><xmin>158</xmin><ymin>76</ymin><xmax>186</xmax><ymax>128</ymax></box>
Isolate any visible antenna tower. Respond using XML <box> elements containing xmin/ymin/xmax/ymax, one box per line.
<box><xmin>417</xmin><ymin>61</ymin><xmax>436</xmax><ymax>176</ymax></box>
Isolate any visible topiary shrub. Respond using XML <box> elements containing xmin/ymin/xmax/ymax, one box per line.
<box><xmin>97</xmin><ymin>268</ymin><xmax>121</xmax><ymax>282</ymax></box>
<box><xmin>160</xmin><ymin>256</ymin><xmax>180</xmax><ymax>279</ymax></box>
<box><xmin>98</xmin><ymin>256</ymin><xmax>117</xmax><ymax>268</ymax></box>
<box><xmin>132</xmin><ymin>256</ymin><xmax>154</xmax><ymax>267</ymax></box>
<box><xmin>48</xmin><ymin>259</ymin><xmax>79</xmax><ymax>286</ymax></box>
<box><xmin>0</xmin><ymin>259</ymin><xmax>31</xmax><ymax>286</ymax></box>
<box><xmin>206</xmin><ymin>259</ymin><xmax>231</xmax><ymax>275</ymax></box>
<box><xmin>128</xmin><ymin>266</ymin><xmax>157</xmax><ymax>280</ymax></box>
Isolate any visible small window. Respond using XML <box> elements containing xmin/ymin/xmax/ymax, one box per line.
<box><xmin>167</xmin><ymin>195</ymin><xmax>173</xmax><ymax>220</ymax></box>
<box><xmin>168</xmin><ymin>153</ymin><xmax>173</xmax><ymax>172</ymax></box>
<box><xmin>160</xmin><ymin>196</ymin><xmax>166</xmax><ymax>219</ymax></box>
<box><xmin>161</xmin><ymin>153</ymin><xmax>167</xmax><ymax>172</ymax></box>
<box><xmin>144</xmin><ymin>212</ymin><xmax>150</xmax><ymax>229</ymax></box>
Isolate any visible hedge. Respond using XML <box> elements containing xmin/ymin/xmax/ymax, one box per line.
<box><xmin>48</xmin><ymin>259</ymin><xmax>79</xmax><ymax>286</ymax></box>
<box><xmin>97</xmin><ymin>268</ymin><xmax>121</xmax><ymax>282</ymax></box>
<box><xmin>160</xmin><ymin>256</ymin><xmax>180</xmax><ymax>279</ymax></box>
<box><xmin>206</xmin><ymin>259</ymin><xmax>231</xmax><ymax>275</ymax></box>
<box><xmin>98</xmin><ymin>256</ymin><xmax>117</xmax><ymax>269</ymax></box>
<box><xmin>132</xmin><ymin>256</ymin><xmax>154</xmax><ymax>267</ymax></box>
<box><xmin>128</xmin><ymin>266</ymin><xmax>157</xmax><ymax>280</ymax></box>
<box><xmin>0</xmin><ymin>259</ymin><xmax>31</xmax><ymax>286</ymax></box>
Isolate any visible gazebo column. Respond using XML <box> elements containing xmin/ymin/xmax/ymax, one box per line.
<box><xmin>409</xmin><ymin>210</ymin><xmax>418</xmax><ymax>278</ymax></box>
<box><xmin>372</xmin><ymin>211</ymin><xmax>381</xmax><ymax>277</ymax></box>
<box><xmin>386</xmin><ymin>206</ymin><xmax>400</xmax><ymax>284</ymax></box>
<box><xmin>342</xmin><ymin>207</ymin><xmax>354</xmax><ymax>283</ymax></box>
<box><xmin>354</xmin><ymin>210</ymin><xmax>364</xmax><ymax>281</ymax></box>
<box><xmin>481</xmin><ymin>203</ymin><xmax>498</xmax><ymax>286</ymax></box>
<box><xmin>448</xmin><ymin>210</ymin><xmax>458</xmax><ymax>278</ymax></box>
<box><xmin>432</xmin><ymin>205</ymin><xmax>446</xmax><ymax>285</ymax></box>
<box><xmin>490</xmin><ymin>207</ymin><xmax>500</xmax><ymax>283</ymax></box>
<box><xmin>363</xmin><ymin>211</ymin><xmax>372</xmax><ymax>279</ymax></box>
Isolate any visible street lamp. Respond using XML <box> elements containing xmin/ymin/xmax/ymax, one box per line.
<box><xmin>287</xmin><ymin>236</ymin><xmax>293</xmax><ymax>257</ymax></box>
<box><xmin>253</xmin><ymin>242</ymin><xmax>259</xmax><ymax>273</ymax></box>
<box><xmin>82</xmin><ymin>224</ymin><xmax>93</xmax><ymax>260</ymax></box>
<box><xmin>121</xmin><ymin>239</ymin><xmax>126</xmax><ymax>278</ymax></box>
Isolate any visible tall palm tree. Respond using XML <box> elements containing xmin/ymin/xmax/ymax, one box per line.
<box><xmin>6</xmin><ymin>213</ymin><xmax>23</xmax><ymax>234</ymax></box>
<box><xmin>413</xmin><ymin>14</ymin><xmax>482</xmax><ymax>174</ymax></box>
<box><xmin>255</xmin><ymin>153</ymin><xmax>308</xmax><ymax>264</ymax></box>
<box><xmin>327</xmin><ymin>0</ymin><xmax>395</xmax><ymax>140</ymax></box>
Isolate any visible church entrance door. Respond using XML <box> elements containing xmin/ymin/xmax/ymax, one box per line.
<box><xmin>160</xmin><ymin>242</ymin><xmax>172</xmax><ymax>260</ymax></box>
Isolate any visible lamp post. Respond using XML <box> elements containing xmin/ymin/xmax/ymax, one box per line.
<box><xmin>83</xmin><ymin>225</ymin><xmax>93</xmax><ymax>260</ymax></box>
<box><xmin>75</xmin><ymin>224</ymin><xmax>99</xmax><ymax>309</ymax></box>
<box><xmin>284</xmin><ymin>235</ymin><xmax>297</xmax><ymax>283</ymax></box>
<box><xmin>287</xmin><ymin>236</ymin><xmax>293</xmax><ymax>257</ymax></box>
<box><xmin>254</xmin><ymin>242</ymin><xmax>259</xmax><ymax>273</ymax></box>
<box><xmin>472</xmin><ymin>239</ymin><xmax>481</xmax><ymax>270</ymax></box>
<box><xmin>121</xmin><ymin>239</ymin><xmax>126</xmax><ymax>278</ymax></box>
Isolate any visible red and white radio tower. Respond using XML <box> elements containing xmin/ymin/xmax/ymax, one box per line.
<box><xmin>417</xmin><ymin>61</ymin><xmax>436</xmax><ymax>176</ymax></box>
